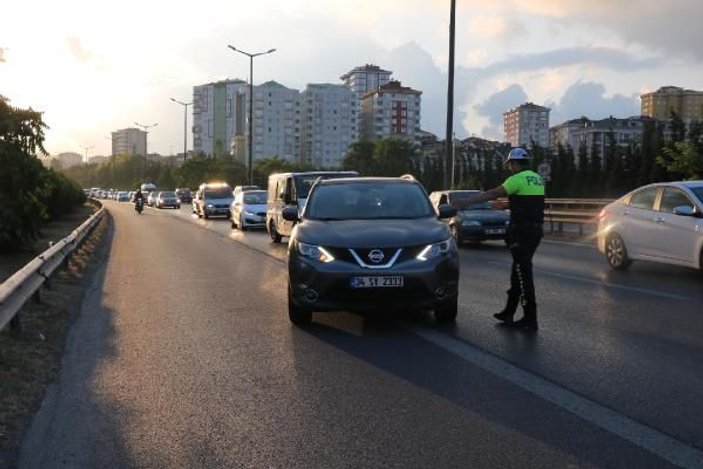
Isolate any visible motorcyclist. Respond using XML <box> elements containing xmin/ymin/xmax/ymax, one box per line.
<box><xmin>134</xmin><ymin>188</ymin><xmax>145</xmax><ymax>211</ymax></box>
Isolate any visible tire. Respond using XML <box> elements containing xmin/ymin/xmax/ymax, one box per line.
<box><xmin>269</xmin><ymin>221</ymin><xmax>282</xmax><ymax>243</ymax></box>
<box><xmin>434</xmin><ymin>296</ymin><xmax>458</xmax><ymax>323</ymax></box>
<box><xmin>239</xmin><ymin>215</ymin><xmax>247</xmax><ymax>231</ymax></box>
<box><xmin>288</xmin><ymin>291</ymin><xmax>312</xmax><ymax>325</ymax></box>
<box><xmin>230</xmin><ymin>217</ymin><xmax>236</xmax><ymax>229</ymax></box>
<box><xmin>605</xmin><ymin>233</ymin><xmax>632</xmax><ymax>271</ymax></box>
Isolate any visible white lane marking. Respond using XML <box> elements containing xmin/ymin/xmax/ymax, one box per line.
<box><xmin>485</xmin><ymin>261</ymin><xmax>691</xmax><ymax>301</ymax></box>
<box><xmin>409</xmin><ymin>326</ymin><xmax>703</xmax><ymax>469</ymax></box>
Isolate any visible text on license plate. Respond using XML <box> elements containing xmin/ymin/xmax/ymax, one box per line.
<box><xmin>350</xmin><ymin>276</ymin><xmax>404</xmax><ymax>288</ymax></box>
<box><xmin>485</xmin><ymin>228</ymin><xmax>506</xmax><ymax>235</ymax></box>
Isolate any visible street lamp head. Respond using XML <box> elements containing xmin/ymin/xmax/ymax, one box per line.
<box><xmin>227</xmin><ymin>45</ymin><xmax>238</xmax><ymax>52</ymax></box>
<box><xmin>267</xmin><ymin>48</ymin><xmax>276</xmax><ymax>54</ymax></box>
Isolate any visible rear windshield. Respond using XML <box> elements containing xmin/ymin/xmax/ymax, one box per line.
<box><xmin>160</xmin><ymin>192</ymin><xmax>176</xmax><ymax>197</ymax></box>
<box><xmin>204</xmin><ymin>188</ymin><xmax>232</xmax><ymax>199</ymax></box>
<box><xmin>306</xmin><ymin>182</ymin><xmax>434</xmax><ymax>220</ymax></box>
<box><xmin>293</xmin><ymin>172</ymin><xmax>357</xmax><ymax>199</ymax></box>
<box><xmin>243</xmin><ymin>192</ymin><xmax>267</xmax><ymax>204</ymax></box>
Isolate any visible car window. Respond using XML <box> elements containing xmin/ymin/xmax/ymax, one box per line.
<box><xmin>628</xmin><ymin>187</ymin><xmax>658</xmax><ymax>210</ymax></box>
<box><xmin>658</xmin><ymin>187</ymin><xmax>694</xmax><ymax>213</ymax></box>
<box><xmin>307</xmin><ymin>182</ymin><xmax>434</xmax><ymax>220</ymax></box>
<box><xmin>204</xmin><ymin>188</ymin><xmax>232</xmax><ymax>199</ymax></box>
<box><xmin>689</xmin><ymin>186</ymin><xmax>703</xmax><ymax>205</ymax></box>
<box><xmin>243</xmin><ymin>193</ymin><xmax>267</xmax><ymax>204</ymax></box>
<box><xmin>448</xmin><ymin>191</ymin><xmax>490</xmax><ymax>209</ymax></box>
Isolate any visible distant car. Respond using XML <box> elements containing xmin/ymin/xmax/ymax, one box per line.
<box><xmin>597</xmin><ymin>181</ymin><xmax>703</xmax><ymax>271</ymax></box>
<box><xmin>193</xmin><ymin>182</ymin><xmax>234</xmax><ymax>219</ymax></box>
<box><xmin>230</xmin><ymin>190</ymin><xmax>267</xmax><ymax>230</ymax></box>
<box><xmin>429</xmin><ymin>190</ymin><xmax>510</xmax><ymax>245</ymax></box>
<box><xmin>284</xmin><ymin>176</ymin><xmax>459</xmax><ymax>325</ymax></box>
<box><xmin>147</xmin><ymin>191</ymin><xmax>159</xmax><ymax>207</ymax></box>
<box><xmin>117</xmin><ymin>191</ymin><xmax>130</xmax><ymax>202</ymax></box>
<box><xmin>232</xmin><ymin>185</ymin><xmax>260</xmax><ymax>198</ymax></box>
<box><xmin>156</xmin><ymin>191</ymin><xmax>181</xmax><ymax>209</ymax></box>
<box><xmin>175</xmin><ymin>188</ymin><xmax>192</xmax><ymax>204</ymax></box>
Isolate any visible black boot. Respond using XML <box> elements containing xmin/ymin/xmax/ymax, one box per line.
<box><xmin>507</xmin><ymin>304</ymin><xmax>538</xmax><ymax>330</ymax></box>
<box><xmin>493</xmin><ymin>294</ymin><xmax>519</xmax><ymax>323</ymax></box>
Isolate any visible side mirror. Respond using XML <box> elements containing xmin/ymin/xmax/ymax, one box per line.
<box><xmin>282</xmin><ymin>207</ymin><xmax>299</xmax><ymax>222</ymax></box>
<box><xmin>673</xmin><ymin>205</ymin><xmax>696</xmax><ymax>217</ymax></box>
<box><xmin>438</xmin><ymin>204</ymin><xmax>457</xmax><ymax>219</ymax></box>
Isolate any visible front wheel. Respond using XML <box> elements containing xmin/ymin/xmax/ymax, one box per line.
<box><xmin>269</xmin><ymin>221</ymin><xmax>282</xmax><ymax>243</ymax></box>
<box><xmin>450</xmin><ymin>225</ymin><xmax>462</xmax><ymax>246</ymax></box>
<box><xmin>434</xmin><ymin>297</ymin><xmax>458</xmax><ymax>323</ymax></box>
<box><xmin>605</xmin><ymin>233</ymin><xmax>632</xmax><ymax>270</ymax></box>
<box><xmin>239</xmin><ymin>215</ymin><xmax>247</xmax><ymax>231</ymax></box>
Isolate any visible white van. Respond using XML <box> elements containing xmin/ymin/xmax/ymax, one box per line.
<box><xmin>266</xmin><ymin>171</ymin><xmax>358</xmax><ymax>243</ymax></box>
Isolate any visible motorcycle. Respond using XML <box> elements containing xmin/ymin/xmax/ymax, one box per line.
<box><xmin>135</xmin><ymin>199</ymin><xmax>144</xmax><ymax>214</ymax></box>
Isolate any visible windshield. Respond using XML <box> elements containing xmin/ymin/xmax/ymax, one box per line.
<box><xmin>160</xmin><ymin>192</ymin><xmax>176</xmax><ymax>198</ymax></box>
<box><xmin>448</xmin><ymin>191</ymin><xmax>491</xmax><ymax>209</ymax></box>
<box><xmin>243</xmin><ymin>192</ymin><xmax>267</xmax><ymax>204</ymax></box>
<box><xmin>690</xmin><ymin>186</ymin><xmax>703</xmax><ymax>205</ymax></box>
<box><xmin>293</xmin><ymin>172</ymin><xmax>357</xmax><ymax>199</ymax></box>
<box><xmin>306</xmin><ymin>182</ymin><xmax>434</xmax><ymax>220</ymax></box>
<box><xmin>204</xmin><ymin>188</ymin><xmax>232</xmax><ymax>199</ymax></box>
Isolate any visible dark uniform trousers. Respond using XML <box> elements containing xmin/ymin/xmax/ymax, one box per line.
<box><xmin>506</xmin><ymin>224</ymin><xmax>543</xmax><ymax>319</ymax></box>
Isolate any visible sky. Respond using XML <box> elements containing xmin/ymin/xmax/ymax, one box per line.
<box><xmin>1</xmin><ymin>0</ymin><xmax>701</xmax><ymax>158</ymax></box>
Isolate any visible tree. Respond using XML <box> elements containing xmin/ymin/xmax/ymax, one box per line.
<box><xmin>657</xmin><ymin>140</ymin><xmax>703</xmax><ymax>180</ymax></box>
<box><xmin>341</xmin><ymin>141</ymin><xmax>375</xmax><ymax>175</ymax></box>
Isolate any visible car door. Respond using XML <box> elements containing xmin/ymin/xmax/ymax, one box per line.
<box><xmin>650</xmin><ymin>186</ymin><xmax>702</xmax><ymax>265</ymax></box>
<box><xmin>621</xmin><ymin>186</ymin><xmax>661</xmax><ymax>259</ymax></box>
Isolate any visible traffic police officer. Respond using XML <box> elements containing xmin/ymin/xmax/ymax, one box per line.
<box><xmin>453</xmin><ymin>147</ymin><xmax>545</xmax><ymax>330</ymax></box>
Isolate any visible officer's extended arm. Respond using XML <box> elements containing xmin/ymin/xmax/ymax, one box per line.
<box><xmin>453</xmin><ymin>186</ymin><xmax>507</xmax><ymax>209</ymax></box>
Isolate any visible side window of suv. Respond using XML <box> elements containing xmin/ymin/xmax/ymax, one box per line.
<box><xmin>629</xmin><ymin>187</ymin><xmax>658</xmax><ymax>210</ymax></box>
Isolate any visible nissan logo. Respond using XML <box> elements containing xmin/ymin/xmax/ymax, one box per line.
<box><xmin>368</xmin><ymin>249</ymin><xmax>385</xmax><ymax>263</ymax></box>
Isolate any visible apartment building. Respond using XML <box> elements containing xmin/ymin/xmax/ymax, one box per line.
<box><xmin>192</xmin><ymin>79</ymin><xmax>249</xmax><ymax>158</ymax></box>
<box><xmin>340</xmin><ymin>64</ymin><xmax>393</xmax><ymax>101</ymax></box>
<box><xmin>360</xmin><ymin>80</ymin><xmax>422</xmax><ymax>142</ymax></box>
<box><xmin>301</xmin><ymin>84</ymin><xmax>358</xmax><ymax>168</ymax></box>
<box><xmin>549</xmin><ymin>116</ymin><xmax>655</xmax><ymax>166</ymax></box>
<box><xmin>641</xmin><ymin>86</ymin><xmax>703</xmax><ymax>124</ymax></box>
<box><xmin>54</xmin><ymin>152</ymin><xmax>83</xmax><ymax>168</ymax></box>
<box><xmin>252</xmin><ymin>81</ymin><xmax>301</xmax><ymax>162</ymax></box>
<box><xmin>111</xmin><ymin>128</ymin><xmax>146</xmax><ymax>156</ymax></box>
<box><xmin>503</xmin><ymin>102</ymin><xmax>550</xmax><ymax>148</ymax></box>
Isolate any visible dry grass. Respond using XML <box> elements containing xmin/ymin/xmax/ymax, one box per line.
<box><xmin>0</xmin><ymin>213</ymin><xmax>109</xmax><ymax>465</ymax></box>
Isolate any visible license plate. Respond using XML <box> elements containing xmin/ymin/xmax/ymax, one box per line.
<box><xmin>350</xmin><ymin>276</ymin><xmax>404</xmax><ymax>288</ymax></box>
<box><xmin>485</xmin><ymin>228</ymin><xmax>506</xmax><ymax>235</ymax></box>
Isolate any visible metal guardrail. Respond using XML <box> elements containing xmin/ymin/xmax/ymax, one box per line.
<box><xmin>0</xmin><ymin>206</ymin><xmax>105</xmax><ymax>332</ymax></box>
<box><xmin>544</xmin><ymin>198</ymin><xmax>614</xmax><ymax>235</ymax></box>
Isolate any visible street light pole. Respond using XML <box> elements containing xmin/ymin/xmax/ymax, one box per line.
<box><xmin>227</xmin><ymin>45</ymin><xmax>276</xmax><ymax>185</ymax></box>
<box><xmin>170</xmin><ymin>98</ymin><xmax>192</xmax><ymax>163</ymax></box>
<box><xmin>445</xmin><ymin>0</ymin><xmax>456</xmax><ymax>189</ymax></box>
<box><xmin>80</xmin><ymin>144</ymin><xmax>94</xmax><ymax>165</ymax></box>
<box><xmin>134</xmin><ymin>122</ymin><xmax>158</xmax><ymax>180</ymax></box>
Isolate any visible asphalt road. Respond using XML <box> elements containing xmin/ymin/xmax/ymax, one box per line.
<box><xmin>19</xmin><ymin>201</ymin><xmax>703</xmax><ymax>468</ymax></box>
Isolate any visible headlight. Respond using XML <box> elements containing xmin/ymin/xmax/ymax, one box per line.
<box><xmin>206</xmin><ymin>204</ymin><xmax>214</xmax><ymax>208</ymax></box>
<box><xmin>244</xmin><ymin>210</ymin><xmax>256</xmax><ymax>216</ymax></box>
<box><xmin>505</xmin><ymin>220</ymin><xmax>510</xmax><ymax>225</ymax></box>
<box><xmin>417</xmin><ymin>238</ymin><xmax>453</xmax><ymax>261</ymax></box>
<box><xmin>461</xmin><ymin>220</ymin><xmax>481</xmax><ymax>226</ymax></box>
<box><xmin>298</xmin><ymin>242</ymin><xmax>335</xmax><ymax>263</ymax></box>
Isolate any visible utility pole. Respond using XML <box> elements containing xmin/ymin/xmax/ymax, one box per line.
<box><xmin>445</xmin><ymin>0</ymin><xmax>456</xmax><ymax>189</ymax></box>
<box><xmin>170</xmin><ymin>98</ymin><xmax>192</xmax><ymax>163</ymax></box>
<box><xmin>134</xmin><ymin>122</ymin><xmax>158</xmax><ymax>180</ymax></box>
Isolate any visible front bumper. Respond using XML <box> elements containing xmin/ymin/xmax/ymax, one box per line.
<box><xmin>456</xmin><ymin>224</ymin><xmax>508</xmax><ymax>241</ymax></box>
<box><xmin>204</xmin><ymin>206</ymin><xmax>231</xmax><ymax>217</ymax></box>
<box><xmin>288</xmin><ymin>249</ymin><xmax>459</xmax><ymax>312</ymax></box>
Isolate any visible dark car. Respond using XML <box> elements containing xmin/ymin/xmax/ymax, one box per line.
<box><xmin>429</xmin><ymin>190</ymin><xmax>510</xmax><ymax>245</ymax></box>
<box><xmin>156</xmin><ymin>191</ymin><xmax>181</xmax><ymax>209</ymax></box>
<box><xmin>175</xmin><ymin>188</ymin><xmax>192</xmax><ymax>204</ymax></box>
<box><xmin>284</xmin><ymin>177</ymin><xmax>460</xmax><ymax>325</ymax></box>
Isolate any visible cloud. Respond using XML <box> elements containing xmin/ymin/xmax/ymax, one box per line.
<box><xmin>473</xmin><ymin>84</ymin><xmax>528</xmax><ymax>139</ymax></box>
<box><xmin>65</xmin><ymin>37</ymin><xmax>92</xmax><ymax>63</ymax></box>
<box><xmin>475</xmin><ymin>46</ymin><xmax>663</xmax><ymax>77</ymax></box>
<box><xmin>547</xmin><ymin>82</ymin><xmax>640</xmax><ymax>125</ymax></box>
<box><xmin>468</xmin><ymin>15</ymin><xmax>527</xmax><ymax>43</ymax></box>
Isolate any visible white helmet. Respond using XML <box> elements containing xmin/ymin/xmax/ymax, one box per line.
<box><xmin>506</xmin><ymin>147</ymin><xmax>529</xmax><ymax>161</ymax></box>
